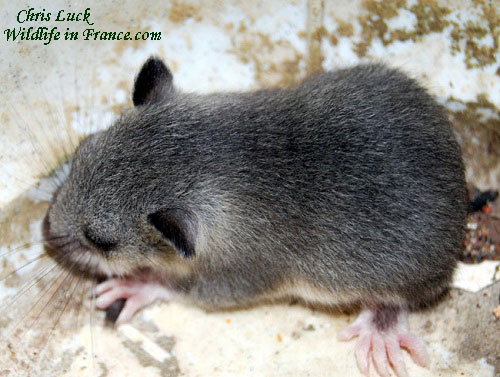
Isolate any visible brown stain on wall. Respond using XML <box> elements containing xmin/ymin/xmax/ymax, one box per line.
<box><xmin>446</xmin><ymin>95</ymin><xmax>500</xmax><ymax>186</ymax></box>
<box><xmin>354</xmin><ymin>0</ymin><xmax>451</xmax><ymax>57</ymax></box>
<box><xmin>168</xmin><ymin>0</ymin><xmax>202</xmax><ymax>23</ymax></box>
<box><xmin>307</xmin><ymin>26</ymin><xmax>327</xmax><ymax>75</ymax></box>
<box><xmin>0</xmin><ymin>197</ymin><xmax>48</xmax><ymax>248</ymax></box>
<box><xmin>306</xmin><ymin>0</ymin><xmax>326</xmax><ymax>76</ymax></box>
<box><xmin>230</xmin><ymin>29</ymin><xmax>305</xmax><ymax>88</ymax></box>
<box><xmin>336</xmin><ymin>21</ymin><xmax>354</xmax><ymax>37</ymax></box>
<box><xmin>346</xmin><ymin>0</ymin><xmax>498</xmax><ymax>71</ymax></box>
<box><xmin>450</xmin><ymin>3</ymin><xmax>499</xmax><ymax>69</ymax></box>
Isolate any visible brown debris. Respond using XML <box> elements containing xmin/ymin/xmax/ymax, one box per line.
<box><xmin>168</xmin><ymin>0</ymin><xmax>202</xmax><ymax>24</ymax></box>
<box><xmin>494</xmin><ymin>305</ymin><xmax>500</xmax><ymax>319</ymax></box>
<box><xmin>462</xmin><ymin>186</ymin><xmax>500</xmax><ymax>263</ymax></box>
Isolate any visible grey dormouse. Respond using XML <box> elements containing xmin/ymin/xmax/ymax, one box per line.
<box><xmin>43</xmin><ymin>57</ymin><xmax>467</xmax><ymax>377</ymax></box>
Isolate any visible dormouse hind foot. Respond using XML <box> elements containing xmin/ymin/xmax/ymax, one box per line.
<box><xmin>338</xmin><ymin>306</ymin><xmax>429</xmax><ymax>377</ymax></box>
<box><xmin>95</xmin><ymin>278</ymin><xmax>172</xmax><ymax>323</ymax></box>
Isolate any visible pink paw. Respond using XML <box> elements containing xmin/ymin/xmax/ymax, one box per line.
<box><xmin>95</xmin><ymin>278</ymin><xmax>172</xmax><ymax>323</ymax></box>
<box><xmin>338</xmin><ymin>308</ymin><xmax>429</xmax><ymax>377</ymax></box>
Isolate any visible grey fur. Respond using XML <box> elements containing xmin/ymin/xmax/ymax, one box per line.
<box><xmin>43</xmin><ymin>59</ymin><xmax>466</xmax><ymax>313</ymax></box>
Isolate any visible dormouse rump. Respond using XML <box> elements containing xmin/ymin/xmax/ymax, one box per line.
<box><xmin>43</xmin><ymin>56</ymin><xmax>467</xmax><ymax>377</ymax></box>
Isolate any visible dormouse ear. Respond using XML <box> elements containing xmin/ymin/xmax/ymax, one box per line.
<box><xmin>133</xmin><ymin>57</ymin><xmax>173</xmax><ymax>107</ymax></box>
<box><xmin>148</xmin><ymin>208</ymin><xmax>197</xmax><ymax>258</ymax></box>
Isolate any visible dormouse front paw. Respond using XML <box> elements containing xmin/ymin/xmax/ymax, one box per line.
<box><xmin>95</xmin><ymin>278</ymin><xmax>172</xmax><ymax>323</ymax></box>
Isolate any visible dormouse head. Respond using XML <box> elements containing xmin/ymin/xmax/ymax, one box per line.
<box><xmin>43</xmin><ymin>57</ymin><xmax>201</xmax><ymax>278</ymax></box>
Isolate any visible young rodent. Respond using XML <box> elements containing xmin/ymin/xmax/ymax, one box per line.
<box><xmin>43</xmin><ymin>57</ymin><xmax>466</xmax><ymax>377</ymax></box>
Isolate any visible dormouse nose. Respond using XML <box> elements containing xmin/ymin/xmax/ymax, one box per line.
<box><xmin>83</xmin><ymin>227</ymin><xmax>117</xmax><ymax>253</ymax></box>
<box><xmin>42</xmin><ymin>211</ymin><xmax>69</xmax><ymax>250</ymax></box>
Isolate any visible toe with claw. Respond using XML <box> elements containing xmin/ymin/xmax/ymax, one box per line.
<box><xmin>95</xmin><ymin>277</ymin><xmax>172</xmax><ymax>323</ymax></box>
<box><xmin>338</xmin><ymin>307</ymin><xmax>429</xmax><ymax>377</ymax></box>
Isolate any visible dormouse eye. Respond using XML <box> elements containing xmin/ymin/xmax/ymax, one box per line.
<box><xmin>83</xmin><ymin>228</ymin><xmax>117</xmax><ymax>252</ymax></box>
